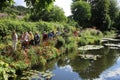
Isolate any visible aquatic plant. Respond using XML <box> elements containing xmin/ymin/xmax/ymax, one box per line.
<box><xmin>21</xmin><ymin>70</ymin><xmax>54</xmax><ymax>80</ymax></box>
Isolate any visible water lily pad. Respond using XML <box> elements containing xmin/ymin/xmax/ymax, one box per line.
<box><xmin>109</xmin><ymin>47</ymin><xmax>119</xmax><ymax>49</ymax></box>
<box><xmin>102</xmin><ymin>38</ymin><xmax>120</xmax><ymax>42</ymax></box>
<box><xmin>78</xmin><ymin>45</ymin><xmax>104</xmax><ymax>51</ymax></box>
<box><xmin>78</xmin><ymin>54</ymin><xmax>101</xmax><ymax>60</ymax></box>
<box><xmin>21</xmin><ymin>70</ymin><xmax>54</xmax><ymax>80</ymax></box>
<box><xmin>104</xmin><ymin>43</ymin><xmax>120</xmax><ymax>48</ymax></box>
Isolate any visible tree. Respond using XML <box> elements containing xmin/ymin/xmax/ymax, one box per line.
<box><xmin>109</xmin><ymin>0</ymin><xmax>119</xmax><ymax>27</ymax></box>
<box><xmin>30</xmin><ymin>5</ymin><xmax>67</xmax><ymax>22</ymax></box>
<box><xmin>89</xmin><ymin>0</ymin><xmax>110</xmax><ymax>31</ymax></box>
<box><xmin>0</xmin><ymin>0</ymin><xmax>14</xmax><ymax>10</ymax></box>
<box><xmin>24</xmin><ymin>0</ymin><xmax>55</xmax><ymax>13</ymax></box>
<box><xmin>113</xmin><ymin>12</ymin><xmax>120</xmax><ymax>30</ymax></box>
<box><xmin>71</xmin><ymin>1</ymin><xmax>91</xmax><ymax>27</ymax></box>
<box><xmin>24</xmin><ymin>0</ymin><xmax>55</xmax><ymax>21</ymax></box>
<box><xmin>47</xmin><ymin>6</ymin><xmax>67</xmax><ymax>22</ymax></box>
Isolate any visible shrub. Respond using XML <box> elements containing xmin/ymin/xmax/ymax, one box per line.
<box><xmin>55</xmin><ymin>36</ymin><xmax>65</xmax><ymax>49</ymax></box>
<box><xmin>78</xmin><ymin>28</ymin><xmax>103</xmax><ymax>46</ymax></box>
<box><xmin>11</xmin><ymin>61</ymin><xmax>29</xmax><ymax>70</ymax></box>
<box><xmin>0</xmin><ymin>60</ymin><xmax>16</xmax><ymax>80</ymax></box>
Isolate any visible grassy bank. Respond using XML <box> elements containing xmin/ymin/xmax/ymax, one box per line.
<box><xmin>0</xmin><ymin>19</ymin><xmax>104</xmax><ymax>79</ymax></box>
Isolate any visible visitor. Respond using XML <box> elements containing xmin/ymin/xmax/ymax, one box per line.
<box><xmin>34</xmin><ymin>32</ymin><xmax>40</xmax><ymax>46</ymax></box>
<box><xmin>24</xmin><ymin>32</ymin><xmax>30</xmax><ymax>49</ymax></box>
<box><xmin>42</xmin><ymin>31</ymin><xmax>48</xmax><ymax>42</ymax></box>
<box><xmin>48</xmin><ymin>31</ymin><xmax>54</xmax><ymax>40</ymax></box>
<box><xmin>20</xmin><ymin>32</ymin><xmax>25</xmax><ymax>49</ymax></box>
<box><xmin>29</xmin><ymin>31</ymin><xmax>34</xmax><ymax>45</ymax></box>
<box><xmin>56</xmin><ymin>30</ymin><xmax>62</xmax><ymax>36</ymax></box>
<box><xmin>11</xmin><ymin>30</ymin><xmax>18</xmax><ymax>51</ymax></box>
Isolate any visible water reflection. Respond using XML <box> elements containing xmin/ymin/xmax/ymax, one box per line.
<box><xmin>22</xmin><ymin>47</ymin><xmax>120</xmax><ymax>80</ymax></box>
<box><xmin>48</xmin><ymin>48</ymin><xmax>120</xmax><ymax>80</ymax></box>
<box><xmin>51</xmin><ymin>64</ymin><xmax>82</xmax><ymax>80</ymax></box>
<box><xmin>97</xmin><ymin>57</ymin><xmax>120</xmax><ymax>80</ymax></box>
<box><xmin>71</xmin><ymin>48</ymin><xmax>118</xmax><ymax>79</ymax></box>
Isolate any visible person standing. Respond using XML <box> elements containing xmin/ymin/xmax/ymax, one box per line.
<box><xmin>42</xmin><ymin>31</ymin><xmax>48</xmax><ymax>42</ymax></box>
<box><xmin>34</xmin><ymin>32</ymin><xmax>40</xmax><ymax>46</ymax></box>
<box><xmin>11</xmin><ymin>30</ymin><xmax>18</xmax><ymax>51</ymax></box>
<box><xmin>24</xmin><ymin>32</ymin><xmax>30</xmax><ymax>49</ymax></box>
<box><xmin>29</xmin><ymin>31</ymin><xmax>34</xmax><ymax>45</ymax></box>
<box><xmin>20</xmin><ymin>32</ymin><xmax>25</xmax><ymax>49</ymax></box>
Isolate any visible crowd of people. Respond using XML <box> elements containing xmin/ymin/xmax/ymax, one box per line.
<box><xmin>11</xmin><ymin>30</ymin><xmax>63</xmax><ymax>51</ymax></box>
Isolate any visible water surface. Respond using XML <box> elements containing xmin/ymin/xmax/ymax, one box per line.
<box><xmin>44</xmin><ymin>47</ymin><xmax>120</xmax><ymax>80</ymax></box>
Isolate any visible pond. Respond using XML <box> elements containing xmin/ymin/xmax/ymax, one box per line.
<box><xmin>25</xmin><ymin>46</ymin><xmax>120</xmax><ymax>80</ymax></box>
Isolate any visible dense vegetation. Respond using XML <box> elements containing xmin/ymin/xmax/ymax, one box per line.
<box><xmin>71</xmin><ymin>0</ymin><xmax>120</xmax><ymax>31</ymax></box>
<box><xmin>0</xmin><ymin>0</ymin><xmax>120</xmax><ymax>79</ymax></box>
<box><xmin>1</xmin><ymin>0</ymin><xmax>120</xmax><ymax>31</ymax></box>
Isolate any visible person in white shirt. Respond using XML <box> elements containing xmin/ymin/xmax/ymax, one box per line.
<box><xmin>11</xmin><ymin>30</ymin><xmax>18</xmax><ymax>51</ymax></box>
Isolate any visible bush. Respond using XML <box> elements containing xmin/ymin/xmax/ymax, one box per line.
<box><xmin>103</xmin><ymin>30</ymin><xmax>115</xmax><ymax>38</ymax></box>
<box><xmin>0</xmin><ymin>60</ymin><xmax>16</xmax><ymax>80</ymax></box>
<box><xmin>0</xmin><ymin>19</ymin><xmax>72</xmax><ymax>43</ymax></box>
<box><xmin>11</xmin><ymin>61</ymin><xmax>28</xmax><ymax>70</ymax></box>
<box><xmin>55</xmin><ymin>36</ymin><xmax>65</xmax><ymax>49</ymax></box>
<box><xmin>78</xmin><ymin>28</ymin><xmax>103</xmax><ymax>46</ymax></box>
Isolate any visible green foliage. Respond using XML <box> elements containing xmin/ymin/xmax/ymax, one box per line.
<box><xmin>55</xmin><ymin>36</ymin><xmax>65</xmax><ymax>49</ymax></box>
<box><xmin>21</xmin><ymin>70</ymin><xmax>53</xmax><ymax>80</ymax></box>
<box><xmin>113</xmin><ymin>12</ymin><xmax>120</xmax><ymax>30</ymax></box>
<box><xmin>37</xmin><ymin>46</ymin><xmax>59</xmax><ymax>60</ymax></box>
<box><xmin>11</xmin><ymin>61</ymin><xmax>28</xmax><ymax>70</ymax></box>
<box><xmin>0</xmin><ymin>60</ymin><xmax>16</xmax><ymax>80</ymax></box>
<box><xmin>27</xmin><ymin>48</ymin><xmax>39</xmax><ymax>65</ymax></box>
<box><xmin>78</xmin><ymin>28</ymin><xmax>103</xmax><ymax>46</ymax></box>
<box><xmin>29</xmin><ymin>5</ymin><xmax>67</xmax><ymax>22</ymax></box>
<box><xmin>102</xmin><ymin>14</ymin><xmax>111</xmax><ymax>30</ymax></box>
<box><xmin>109</xmin><ymin>0</ymin><xmax>119</xmax><ymax>23</ymax></box>
<box><xmin>109</xmin><ymin>0</ymin><xmax>119</xmax><ymax>30</ymax></box>
<box><xmin>70</xmin><ymin>0</ymin><xmax>120</xmax><ymax>31</ymax></box>
<box><xmin>0</xmin><ymin>19</ymin><xmax>70</xmax><ymax>42</ymax></box>
<box><xmin>38</xmin><ymin>56</ymin><xmax>46</xmax><ymax>67</ymax></box>
<box><xmin>0</xmin><ymin>55</ymin><xmax>14</xmax><ymax>64</ymax></box>
<box><xmin>0</xmin><ymin>0</ymin><xmax>14</xmax><ymax>10</ymax></box>
<box><xmin>103</xmin><ymin>30</ymin><xmax>115</xmax><ymax>38</ymax></box>
<box><xmin>66</xmin><ymin>37</ymin><xmax>78</xmax><ymax>52</ymax></box>
<box><xmin>49</xmin><ymin>6</ymin><xmax>67</xmax><ymax>22</ymax></box>
<box><xmin>25</xmin><ymin>0</ymin><xmax>55</xmax><ymax>19</ymax></box>
<box><xmin>71</xmin><ymin>1</ymin><xmax>91</xmax><ymax>27</ymax></box>
<box><xmin>1</xmin><ymin>6</ymin><xmax>29</xmax><ymax>16</ymax></box>
<box><xmin>90</xmin><ymin>0</ymin><xmax>111</xmax><ymax>30</ymax></box>
<box><xmin>67</xmin><ymin>15</ymin><xmax>79</xmax><ymax>27</ymax></box>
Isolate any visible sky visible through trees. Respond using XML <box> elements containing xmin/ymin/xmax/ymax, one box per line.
<box><xmin>14</xmin><ymin>0</ymin><xmax>120</xmax><ymax>16</ymax></box>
